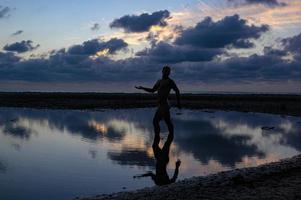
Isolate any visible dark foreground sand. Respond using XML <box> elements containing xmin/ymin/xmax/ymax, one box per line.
<box><xmin>78</xmin><ymin>155</ymin><xmax>301</xmax><ymax>200</ymax></box>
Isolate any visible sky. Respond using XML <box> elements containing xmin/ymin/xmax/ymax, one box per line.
<box><xmin>0</xmin><ymin>0</ymin><xmax>301</xmax><ymax>93</ymax></box>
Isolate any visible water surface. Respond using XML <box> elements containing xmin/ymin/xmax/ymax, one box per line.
<box><xmin>0</xmin><ymin>108</ymin><xmax>300</xmax><ymax>200</ymax></box>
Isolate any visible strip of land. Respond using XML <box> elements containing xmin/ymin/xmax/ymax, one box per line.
<box><xmin>1</xmin><ymin>92</ymin><xmax>301</xmax><ymax>116</ymax></box>
<box><xmin>78</xmin><ymin>155</ymin><xmax>301</xmax><ymax>200</ymax></box>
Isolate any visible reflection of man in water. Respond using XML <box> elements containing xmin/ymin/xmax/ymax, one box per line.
<box><xmin>135</xmin><ymin>66</ymin><xmax>181</xmax><ymax>138</ymax></box>
<box><xmin>134</xmin><ymin>66</ymin><xmax>181</xmax><ymax>185</ymax></box>
<box><xmin>133</xmin><ymin>131</ymin><xmax>181</xmax><ymax>185</ymax></box>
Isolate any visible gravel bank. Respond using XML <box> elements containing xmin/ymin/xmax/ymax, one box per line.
<box><xmin>1</xmin><ymin>92</ymin><xmax>301</xmax><ymax>116</ymax></box>
<box><xmin>78</xmin><ymin>155</ymin><xmax>301</xmax><ymax>200</ymax></box>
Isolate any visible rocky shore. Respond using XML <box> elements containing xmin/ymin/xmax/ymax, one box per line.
<box><xmin>1</xmin><ymin>92</ymin><xmax>301</xmax><ymax>116</ymax></box>
<box><xmin>78</xmin><ymin>155</ymin><xmax>301</xmax><ymax>200</ymax></box>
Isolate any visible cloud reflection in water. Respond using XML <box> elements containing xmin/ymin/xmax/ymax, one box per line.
<box><xmin>0</xmin><ymin>108</ymin><xmax>300</xmax><ymax>175</ymax></box>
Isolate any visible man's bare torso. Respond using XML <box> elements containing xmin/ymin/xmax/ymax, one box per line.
<box><xmin>154</xmin><ymin>78</ymin><xmax>176</xmax><ymax>105</ymax></box>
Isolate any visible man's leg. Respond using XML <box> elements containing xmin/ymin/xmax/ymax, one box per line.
<box><xmin>152</xmin><ymin>108</ymin><xmax>162</xmax><ymax>159</ymax></box>
<box><xmin>153</xmin><ymin>107</ymin><xmax>162</xmax><ymax>144</ymax></box>
<box><xmin>162</xmin><ymin>109</ymin><xmax>174</xmax><ymax>157</ymax></box>
<box><xmin>163</xmin><ymin>108</ymin><xmax>174</xmax><ymax>137</ymax></box>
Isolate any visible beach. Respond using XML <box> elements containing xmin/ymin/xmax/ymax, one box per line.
<box><xmin>78</xmin><ymin>154</ymin><xmax>301</xmax><ymax>200</ymax></box>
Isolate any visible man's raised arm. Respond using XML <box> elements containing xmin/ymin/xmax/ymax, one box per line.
<box><xmin>170</xmin><ymin>159</ymin><xmax>181</xmax><ymax>183</ymax></box>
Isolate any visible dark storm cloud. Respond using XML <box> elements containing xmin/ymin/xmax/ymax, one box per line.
<box><xmin>0</xmin><ymin>15</ymin><xmax>300</xmax><ymax>84</ymax></box>
<box><xmin>246</xmin><ymin>0</ymin><xmax>286</xmax><ymax>7</ymax></box>
<box><xmin>4</xmin><ymin>42</ymin><xmax>300</xmax><ymax>83</ymax></box>
<box><xmin>175</xmin><ymin>15</ymin><xmax>269</xmax><ymax>49</ymax></box>
<box><xmin>135</xmin><ymin>14</ymin><xmax>268</xmax><ymax>64</ymax></box>
<box><xmin>0</xmin><ymin>37</ymin><xmax>131</xmax><ymax>82</ymax></box>
<box><xmin>175</xmin><ymin>51</ymin><xmax>300</xmax><ymax>83</ymax></box>
<box><xmin>136</xmin><ymin>41</ymin><xmax>222</xmax><ymax>63</ymax></box>
<box><xmin>0</xmin><ymin>6</ymin><xmax>10</xmax><ymax>18</ymax></box>
<box><xmin>0</xmin><ymin>51</ymin><xmax>20</xmax><ymax>63</ymax></box>
<box><xmin>228</xmin><ymin>0</ymin><xmax>286</xmax><ymax>7</ymax></box>
<box><xmin>231</xmin><ymin>39</ymin><xmax>255</xmax><ymax>48</ymax></box>
<box><xmin>282</xmin><ymin>33</ymin><xmax>301</xmax><ymax>53</ymax></box>
<box><xmin>91</xmin><ymin>23</ymin><xmax>100</xmax><ymax>31</ymax></box>
<box><xmin>68</xmin><ymin>38</ymin><xmax>128</xmax><ymax>55</ymax></box>
<box><xmin>12</xmin><ymin>30</ymin><xmax>24</xmax><ymax>36</ymax></box>
<box><xmin>3</xmin><ymin>40</ymin><xmax>40</xmax><ymax>53</ymax></box>
<box><xmin>263</xmin><ymin>46</ymin><xmax>288</xmax><ymax>57</ymax></box>
<box><xmin>246</xmin><ymin>0</ymin><xmax>286</xmax><ymax>6</ymax></box>
<box><xmin>139</xmin><ymin>31</ymin><xmax>300</xmax><ymax>83</ymax></box>
<box><xmin>110</xmin><ymin>10</ymin><xmax>170</xmax><ymax>32</ymax></box>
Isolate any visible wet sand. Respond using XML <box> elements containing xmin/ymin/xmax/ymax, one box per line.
<box><xmin>1</xmin><ymin>92</ymin><xmax>301</xmax><ymax>116</ymax></box>
<box><xmin>78</xmin><ymin>155</ymin><xmax>301</xmax><ymax>200</ymax></box>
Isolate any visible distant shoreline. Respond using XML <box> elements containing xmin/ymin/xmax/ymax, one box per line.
<box><xmin>78</xmin><ymin>154</ymin><xmax>301</xmax><ymax>200</ymax></box>
<box><xmin>0</xmin><ymin>92</ymin><xmax>301</xmax><ymax>116</ymax></box>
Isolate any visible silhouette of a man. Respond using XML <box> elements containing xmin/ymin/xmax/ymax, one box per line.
<box><xmin>133</xmin><ymin>131</ymin><xmax>181</xmax><ymax>185</ymax></box>
<box><xmin>135</xmin><ymin>66</ymin><xmax>181</xmax><ymax>138</ymax></box>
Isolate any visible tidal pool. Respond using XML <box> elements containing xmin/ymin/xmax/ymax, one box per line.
<box><xmin>0</xmin><ymin>108</ymin><xmax>300</xmax><ymax>200</ymax></box>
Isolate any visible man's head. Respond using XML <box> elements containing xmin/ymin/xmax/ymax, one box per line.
<box><xmin>162</xmin><ymin>66</ymin><xmax>171</xmax><ymax>78</ymax></box>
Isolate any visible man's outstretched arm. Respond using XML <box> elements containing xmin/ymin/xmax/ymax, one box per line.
<box><xmin>133</xmin><ymin>171</ymin><xmax>155</xmax><ymax>179</ymax></box>
<box><xmin>135</xmin><ymin>81</ymin><xmax>159</xmax><ymax>93</ymax></box>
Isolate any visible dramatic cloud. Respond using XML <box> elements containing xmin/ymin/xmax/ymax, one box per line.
<box><xmin>12</xmin><ymin>30</ymin><xmax>24</xmax><ymax>36</ymax></box>
<box><xmin>195</xmin><ymin>52</ymin><xmax>299</xmax><ymax>82</ymax></box>
<box><xmin>0</xmin><ymin>15</ymin><xmax>300</xmax><ymax>86</ymax></box>
<box><xmin>228</xmin><ymin>0</ymin><xmax>286</xmax><ymax>7</ymax></box>
<box><xmin>0</xmin><ymin>38</ymin><xmax>130</xmax><ymax>82</ymax></box>
<box><xmin>0</xmin><ymin>51</ymin><xmax>20</xmax><ymax>64</ymax></box>
<box><xmin>136</xmin><ymin>41</ymin><xmax>222</xmax><ymax>63</ymax></box>
<box><xmin>3</xmin><ymin>40</ymin><xmax>40</xmax><ymax>53</ymax></box>
<box><xmin>136</xmin><ymin>14</ymin><xmax>268</xmax><ymax>64</ymax></box>
<box><xmin>110</xmin><ymin>10</ymin><xmax>170</xmax><ymax>32</ymax></box>
<box><xmin>175</xmin><ymin>14</ymin><xmax>269</xmax><ymax>49</ymax></box>
<box><xmin>282</xmin><ymin>33</ymin><xmax>301</xmax><ymax>54</ymax></box>
<box><xmin>67</xmin><ymin>38</ymin><xmax>128</xmax><ymax>55</ymax></box>
<box><xmin>1</xmin><ymin>35</ymin><xmax>300</xmax><ymax>83</ymax></box>
<box><xmin>91</xmin><ymin>23</ymin><xmax>100</xmax><ymax>31</ymax></box>
<box><xmin>0</xmin><ymin>6</ymin><xmax>10</xmax><ymax>18</ymax></box>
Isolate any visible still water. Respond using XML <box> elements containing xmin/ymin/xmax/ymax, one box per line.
<box><xmin>0</xmin><ymin>108</ymin><xmax>300</xmax><ymax>200</ymax></box>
